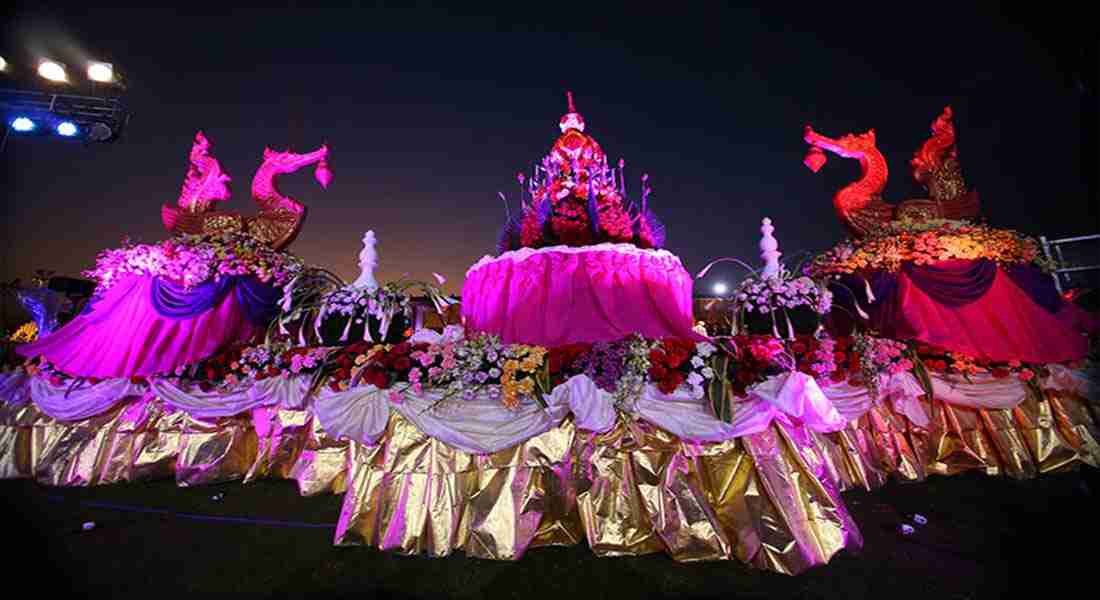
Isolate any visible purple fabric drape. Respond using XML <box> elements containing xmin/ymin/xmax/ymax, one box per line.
<box><xmin>901</xmin><ymin>259</ymin><xmax>998</xmax><ymax>307</ymax></box>
<box><xmin>1002</xmin><ymin>264</ymin><xmax>1063</xmax><ymax>313</ymax></box>
<box><xmin>150</xmin><ymin>276</ymin><xmax>279</xmax><ymax>326</ymax></box>
<box><xmin>832</xmin><ymin>260</ymin><xmax>1064</xmax><ymax>315</ymax></box>
<box><xmin>150</xmin><ymin>277</ymin><xmax>235</xmax><ymax>319</ymax></box>
<box><xmin>233</xmin><ymin>277</ymin><xmax>282</xmax><ymax>326</ymax></box>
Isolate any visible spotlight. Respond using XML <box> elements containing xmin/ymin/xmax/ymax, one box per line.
<box><xmin>87</xmin><ymin>122</ymin><xmax>113</xmax><ymax>142</ymax></box>
<box><xmin>56</xmin><ymin>121</ymin><xmax>79</xmax><ymax>137</ymax></box>
<box><xmin>87</xmin><ymin>61</ymin><xmax>114</xmax><ymax>83</ymax></box>
<box><xmin>11</xmin><ymin>117</ymin><xmax>36</xmax><ymax>132</ymax></box>
<box><xmin>0</xmin><ymin>56</ymin><xmax>7</xmax><ymax>71</ymax></box>
<box><xmin>38</xmin><ymin>59</ymin><xmax>68</xmax><ymax>82</ymax></box>
<box><xmin>713</xmin><ymin>282</ymin><xmax>728</xmax><ymax>295</ymax></box>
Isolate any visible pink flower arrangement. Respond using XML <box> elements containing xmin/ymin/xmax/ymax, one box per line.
<box><xmin>84</xmin><ymin>232</ymin><xmax>304</xmax><ymax>292</ymax></box>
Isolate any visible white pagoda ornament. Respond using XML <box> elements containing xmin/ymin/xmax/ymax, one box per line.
<box><xmin>352</xmin><ymin>230</ymin><xmax>379</xmax><ymax>291</ymax></box>
<box><xmin>759</xmin><ymin>217</ymin><xmax>782</xmax><ymax>279</ymax></box>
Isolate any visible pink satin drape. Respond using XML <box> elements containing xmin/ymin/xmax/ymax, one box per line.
<box><xmin>18</xmin><ymin>275</ymin><xmax>260</xmax><ymax>378</ymax></box>
<box><xmin>891</xmin><ymin>267</ymin><xmax>1091</xmax><ymax>363</ymax></box>
<box><xmin>462</xmin><ymin>247</ymin><xmax>703</xmax><ymax>346</ymax></box>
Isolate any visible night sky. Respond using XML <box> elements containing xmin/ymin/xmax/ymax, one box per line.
<box><xmin>2</xmin><ymin>4</ymin><xmax>1096</xmax><ymax>310</ymax></box>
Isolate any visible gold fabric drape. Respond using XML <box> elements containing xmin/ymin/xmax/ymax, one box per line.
<box><xmin>0</xmin><ymin>399</ymin><xmax>347</xmax><ymax>494</ymax></box>
<box><xmin>1</xmin><ymin>390</ymin><xmax>1097</xmax><ymax>575</ymax></box>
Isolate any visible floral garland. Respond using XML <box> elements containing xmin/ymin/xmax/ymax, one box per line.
<box><xmin>911</xmin><ymin>341</ymin><xmax>1047</xmax><ymax>383</ymax></box>
<box><xmin>84</xmin><ymin>232</ymin><xmax>304</xmax><ymax>292</ymax></box>
<box><xmin>808</xmin><ymin>221</ymin><xmax>1049</xmax><ymax>277</ymax></box>
<box><xmin>164</xmin><ymin>339</ymin><xmax>332</xmax><ymax>390</ymax></box>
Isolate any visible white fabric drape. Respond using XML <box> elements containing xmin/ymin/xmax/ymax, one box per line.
<box><xmin>4</xmin><ymin>365</ymin><xmax>1093</xmax><ymax>450</ymax></box>
<box><xmin>149</xmin><ymin>376</ymin><xmax>312</xmax><ymax>418</ymax></box>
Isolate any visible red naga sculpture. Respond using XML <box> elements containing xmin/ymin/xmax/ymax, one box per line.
<box><xmin>161</xmin><ymin>132</ymin><xmax>332</xmax><ymax>250</ymax></box>
<box><xmin>803</xmin><ymin>106</ymin><xmax>979</xmax><ymax>238</ymax></box>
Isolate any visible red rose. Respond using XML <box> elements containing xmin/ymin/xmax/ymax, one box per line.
<box><xmin>648</xmin><ymin>364</ymin><xmax>669</xmax><ymax>381</ymax></box>
<box><xmin>658</xmin><ymin>370</ymin><xmax>686</xmax><ymax>394</ymax></box>
<box><xmin>649</xmin><ymin>349</ymin><xmax>668</xmax><ymax>366</ymax></box>
<box><xmin>365</xmin><ymin>368</ymin><xmax>389</xmax><ymax>389</ymax></box>
<box><xmin>830</xmin><ymin>370</ymin><xmax>847</xmax><ymax>383</ymax></box>
<box><xmin>665</xmin><ymin>347</ymin><xmax>690</xmax><ymax>368</ymax></box>
<box><xmin>266</xmin><ymin>366</ymin><xmax>281</xmax><ymax>377</ymax></box>
<box><xmin>990</xmin><ymin>368</ymin><xmax>1010</xmax><ymax>379</ymax></box>
<box><xmin>791</xmin><ymin>341</ymin><xmax>808</xmax><ymax>355</ymax></box>
<box><xmin>205</xmin><ymin>366</ymin><xmax>217</xmax><ymax>380</ymax></box>
<box><xmin>392</xmin><ymin>342</ymin><xmax>411</xmax><ymax>356</ymax></box>
<box><xmin>833</xmin><ymin>352</ymin><xmax>847</xmax><ymax>364</ymax></box>
<box><xmin>394</xmin><ymin>356</ymin><xmax>412</xmax><ymax>371</ymax></box>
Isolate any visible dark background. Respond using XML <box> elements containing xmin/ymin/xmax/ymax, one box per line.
<box><xmin>2</xmin><ymin>3</ymin><xmax>1096</xmax><ymax>325</ymax></box>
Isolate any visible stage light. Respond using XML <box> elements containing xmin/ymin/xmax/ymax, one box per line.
<box><xmin>38</xmin><ymin>60</ymin><xmax>68</xmax><ymax>82</ymax></box>
<box><xmin>0</xmin><ymin>56</ymin><xmax>7</xmax><ymax>71</ymax></box>
<box><xmin>87</xmin><ymin>122</ymin><xmax>113</xmax><ymax>142</ymax></box>
<box><xmin>56</xmin><ymin>121</ymin><xmax>78</xmax><ymax>137</ymax></box>
<box><xmin>11</xmin><ymin>117</ymin><xmax>36</xmax><ymax>132</ymax></box>
<box><xmin>713</xmin><ymin>282</ymin><xmax>728</xmax><ymax>295</ymax></box>
<box><xmin>87</xmin><ymin>61</ymin><xmax>114</xmax><ymax>83</ymax></box>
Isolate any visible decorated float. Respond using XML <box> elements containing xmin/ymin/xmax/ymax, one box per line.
<box><xmin>0</xmin><ymin>99</ymin><xmax>1096</xmax><ymax>574</ymax></box>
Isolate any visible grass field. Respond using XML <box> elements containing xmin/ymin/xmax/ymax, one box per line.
<box><xmin>4</xmin><ymin>468</ymin><xmax>1098</xmax><ymax>599</ymax></box>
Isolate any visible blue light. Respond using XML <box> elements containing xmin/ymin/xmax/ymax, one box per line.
<box><xmin>56</xmin><ymin>121</ymin><xmax>79</xmax><ymax>137</ymax></box>
<box><xmin>11</xmin><ymin>117</ymin><xmax>36</xmax><ymax>132</ymax></box>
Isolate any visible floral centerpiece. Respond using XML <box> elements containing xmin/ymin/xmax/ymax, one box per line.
<box><xmin>729</xmin><ymin>268</ymin><xmax>833</xmax><ymax>337</ymax></box>
<box><xmin>274</xmin><ymin>269</ymin><xmax>454</xmax><ymax>346</ymax></box>
<box><xmin>497</xmin><ymin>95</ymin><xmax>666</xmax><ymax>252</ymax></box>
<box><xmin>85</xmin><ymin>232</ymin><xmax>304</xmax><ymax>292</ymax></box>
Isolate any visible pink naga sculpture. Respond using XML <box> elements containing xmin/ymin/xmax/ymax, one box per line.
<box><xmin>803</xmin><ymin>106</ymin><xmax>980</xmax><ymax>238</ymax></box>
<box><xmin>161</xmin><ymin>132</ymin><xmax>332</xmax><ymax>250</ymax></box>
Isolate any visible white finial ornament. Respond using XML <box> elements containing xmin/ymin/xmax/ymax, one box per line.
<box><xmin>353</xmin><ymin>230</ymin><xmax>379</xmax><ymax>290</ymax></box>
<box><xmin>760</xmin><ymin>218</ymin><xmax>781</xmax><ymax>279</ymax></box>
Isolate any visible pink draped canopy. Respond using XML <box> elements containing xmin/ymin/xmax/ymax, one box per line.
<box><xmin>17</xmin><ymin>275</ymin><xmax>262</xmax><ymax>378</ymax></box>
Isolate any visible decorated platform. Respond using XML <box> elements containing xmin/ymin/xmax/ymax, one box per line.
<box><xmin>1</xmin><ymin>98</ymin><xmax>1096</xmax><ymax>575</ymax></box>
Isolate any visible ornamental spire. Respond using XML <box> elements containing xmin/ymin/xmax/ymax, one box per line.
<box><xmin>559</xmin><ymin>90</ymin><xmax>586</xmax><ymax>133</ymax></box>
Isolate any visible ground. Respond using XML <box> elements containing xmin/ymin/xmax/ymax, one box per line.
<box><xmin>4</xmin><ymin>468</ymin><xmax>1098</xmax><ymax>599</ymax></box>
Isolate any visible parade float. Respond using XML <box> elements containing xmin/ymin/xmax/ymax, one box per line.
<box><xmin>0</xmin><ymin>99</ymin><xmax>1096</xmax><ymax>574</ymax></box>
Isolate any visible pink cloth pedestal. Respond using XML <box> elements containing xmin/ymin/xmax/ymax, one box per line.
<box><xmin>461</xmin><ymin>244</ymin><xmax>703</xmax><ymax>346</ymax></box>
<box><xmin>17</xmin><ymin>275</ymin><xmax>260</xmax><ymax>378</ymax></box>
